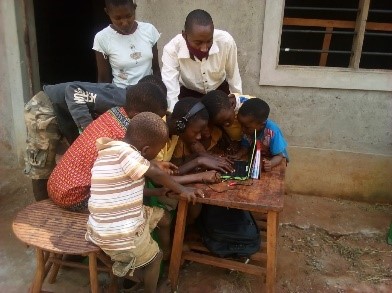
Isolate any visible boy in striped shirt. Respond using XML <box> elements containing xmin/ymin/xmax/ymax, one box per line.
<box><xmin>86</xmin><ymin>112</ymin><xmax>204</xmax><ymax>292</ymax></box>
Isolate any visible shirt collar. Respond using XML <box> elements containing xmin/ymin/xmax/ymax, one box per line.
<box><xmin>178</xmin><ymin>37</ymin><xmax>220</xmax><ymax>59</ymax></box>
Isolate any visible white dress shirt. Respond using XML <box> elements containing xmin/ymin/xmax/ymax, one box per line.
<box><xmin>162</xmin><ymin>29</ymin><xmax>242</xmax><ymax>111</ymax></box>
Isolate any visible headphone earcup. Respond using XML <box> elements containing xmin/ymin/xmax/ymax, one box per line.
<box><xmin>174</xmin><ymin>102</ymin><xmax>205</xmax><ymax>134</ymax></box>
<box><xmin>175</xmin><ymin>118</ymin><xmax>187</xmax><ymax>133</ymax></box>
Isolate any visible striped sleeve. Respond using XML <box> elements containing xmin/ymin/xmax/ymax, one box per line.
<box><xmin>119</xmin><ymin>148</ymin><xmax>150</xmax><ymax>180</ymax></box>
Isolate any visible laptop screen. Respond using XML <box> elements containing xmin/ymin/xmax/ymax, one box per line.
<box><xmin>220</xmin><ymin>130</ymin><xmax>259</xmax><ymax>180</ymax></box>
<box><xmin>221</xmin><ymin>160</ymin><xmax>249</xmax><ymax>180</ymax></box>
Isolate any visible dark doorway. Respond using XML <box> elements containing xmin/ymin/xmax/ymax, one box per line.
<box><xmin>33</xmin><ymin>0</ymin><xmax>108</xmax><ymax>85</ymax></box>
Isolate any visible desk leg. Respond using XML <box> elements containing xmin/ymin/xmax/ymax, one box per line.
<box><xmin>266</xmin><ymin>211</ymin><xmax>279</xmax><ymax>293</ymax></box>
<box><xmin>168</xmin><ymin>199</ymin><xmax>188</xmax><ymax>292</ymax></box>
<box><xmin>31</xmin><ymin>248</ymin><xmax>44</xmax><ymax>293</ymax></box>
<box><xmin>88</xmin><ymin>252</ymin><xmax>99</xmax><ymax>293</ymax></box>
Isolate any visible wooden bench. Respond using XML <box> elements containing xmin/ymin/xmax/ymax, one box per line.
<box><xmin>12</xmin><ymin>199</ymin><xmax>117</xmax><ymax>293</ymax></box>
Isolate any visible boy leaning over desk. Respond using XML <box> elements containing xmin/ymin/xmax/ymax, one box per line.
<box><xmin>234</xmin><ymin>98</ymin><xmax>289</xmax><ymax>171</ymax></box>
<box><xmin>85</xmin><ymin>112</ymin><xmax>204</xmax><ymax>293</ymax></box>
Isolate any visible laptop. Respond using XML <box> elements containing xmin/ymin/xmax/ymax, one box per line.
<box><xmin>221</xmin><ymin>130</ymin><xmax>259</xmax><ymax>180</ymax></box>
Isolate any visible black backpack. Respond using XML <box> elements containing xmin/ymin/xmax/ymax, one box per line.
<box><xmin>197</xmin><ymin>205</ymin><xmax>261</xmax><ymax>258</ymax></box>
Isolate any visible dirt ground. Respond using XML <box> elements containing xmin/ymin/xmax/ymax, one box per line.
<box><xmin>1</xmin><ymin>165</ymin><xmax>391</xmax><ymax>292</ymax></box>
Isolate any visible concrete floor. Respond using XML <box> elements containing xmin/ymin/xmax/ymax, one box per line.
<box><xmin>1</xmin><ymin>166</ymin><xmax>391</xmax><ymax>292</ymax></box>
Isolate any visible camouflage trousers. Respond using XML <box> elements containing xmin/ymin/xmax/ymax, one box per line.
<box><xmin>24</xmin><ymin>91</ymin><xmax>61</xmax><ymax>179</ymax></box>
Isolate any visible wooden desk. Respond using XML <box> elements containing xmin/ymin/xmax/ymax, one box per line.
<box><xmin>169</xmin><ymin>162</ymin><xmax>285</xmax><ymax>293</ymax></box>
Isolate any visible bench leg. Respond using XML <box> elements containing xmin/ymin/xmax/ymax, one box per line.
<box><xmin>97</xmin><ymin>251</ymin><xmax>118</xmax><ymax>293</ymax></box>
<box><xmin>266</xmin><ymin>211</ymin><xmax>278</xmax><ymax>293</ymax></box>
<box><xmin>48</xmin><ymin>254</ymin><xmax>64</xmax><ymax>284</ymax></box>
<box><xmin>31</xmin><ymin>248</ymin><xmax>45</xmax><ymax>293</ymax></box>
<box><xmin>168</xmin><ymin>199</ymin><xmax>188</xmax><ymax>292</ymax></box>
<box><xmin>88</xmin><ymin>252</ymin><xmax>99</xmax><ymax>293</ymax></box>
<box><xmin>43</xmin><ymin>252</ymin><xmax>54</xmax><ymax>281</ymax></box>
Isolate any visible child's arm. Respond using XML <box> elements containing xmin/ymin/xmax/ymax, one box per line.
<box><xmin>171</xmin><ymin>170</ymin><xmax>221</xmax><ymax>184</ymax></box>
<box><xmin>190</xmin><ymin>141</ymin><xmax>208</xmax><ymax>155</ymax></box>
<box><xmin>263</xmin><ymin>153</ymin><xmax>284</xmax><ymax>172</ymax></box>
<box><xmin>143</xmin><ymin>187</ymin><xmax>169</xmax><ymax>197</ymax></box>
<box><xmin>190</xmin><ymin>142</ymin><xmax>233</xmax><ymax>167</ymax></box>
<box><xmin>153</xmin><ymin>160</ymin><xmax>178</xmax><ymax>175</ymax></box>
<box><xmin>145</xmin><ymin>161</ymin><xmax>204</xmax><ymax>203</ymax></box>
<box><xmin>176</xmin><ymin>156</ymin><xmax>233</xmax><ymax>174</ymax></box>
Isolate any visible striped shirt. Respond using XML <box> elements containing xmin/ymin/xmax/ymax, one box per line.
<box><xmin>86</xmin><ymin>138</ymin><xmax>150</xmax><ymax>250</ymax></box>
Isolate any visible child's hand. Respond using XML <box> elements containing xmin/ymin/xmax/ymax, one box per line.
<box><xmin>159</xmin><ymin>187</ymin><xmax>170</xmax><ymax>197</ymax></box>
<box><xmin>153</xmin><ymin>161</ymin><xmax>179</xmax><ymax>175</ymax></box>
<box><xmin>178</xmin><ymin>186</ymin><xmax>204</xmax><ymax>204</ymax></box>
<box><xmin>198</xmin><ymin>170</ymin><xmax>221</xmax><ymax>183</ymax></box>
<box><xmin>199</xmin><ymin>153</ymin><xmax>233</xmax><ymax>164</ymax></box>
<box><xmin>263</xmin><ymin>159</ymin><xmax>272</xmax><ymax>172</ymax></box>
<box><xmin>197</xmin><ymin>156</ymin><xmax>234</xmax><ymax>173</ymax></box>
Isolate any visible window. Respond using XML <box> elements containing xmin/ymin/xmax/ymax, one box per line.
<box><xmin>259</xmin><ymin>0</ymin><xmax>391</xmax><ymax>91</ymax></box>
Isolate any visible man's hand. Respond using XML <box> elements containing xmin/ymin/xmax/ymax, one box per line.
<box><xmin>197</xmin><ymin>170</ymin><xmax>221</xmax><ymax>183</ymax></box>
<box><xmin>153</xmin><ymin>161</ymin><xmax>179</xmax><ymax>175</ymax></box>
<box><xmin>178</xmin><ymin>186</ymin><xmax>204</xmax><ymax>204</ymax></box>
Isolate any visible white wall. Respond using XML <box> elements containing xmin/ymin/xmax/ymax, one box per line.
<box><xmin>0</xmin><ymin>0</ymin><xmax>29</xmax><ymax>166</ymax></box>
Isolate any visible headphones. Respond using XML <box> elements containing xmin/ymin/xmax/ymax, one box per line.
<box><xmin>175</xmin><ymin>102</ymin><xmax>205</xmax><ymax>133</ymax></box>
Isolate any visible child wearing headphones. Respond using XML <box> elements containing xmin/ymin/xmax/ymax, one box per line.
<box><xmin>149</xmin><ymin>97</ymin><xmax>234</xmax><ymax>261</ymax></box>
<box><xmin>165</xmin><ymin>97</ymin><xmax>234</xmax><ymax>175</ymax></box>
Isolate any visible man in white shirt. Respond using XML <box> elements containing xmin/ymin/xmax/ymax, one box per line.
<box><xmin>162</xmin><ymin>9</ymin><xmax>242</xmax><ymax>112</ymax></box>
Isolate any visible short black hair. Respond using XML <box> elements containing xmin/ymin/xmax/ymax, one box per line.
<box><xmin>138</xmin><ymin>75</ymin><xmax>167</xmax><ymax>97</ymax></box>
<box><xmin>238</xmin><ymin>99</ymin><xmax>270</xmax><ymax>122</ymax></box>
<box><xmin>201</xmin><ymin>90</ymin><xmax>231</xmax><ymax>118</ymax></box>
<box><xmin>184</xmin><ymin>9</ymin><xmax>213</xmax><ymax>32</ymax></box>
<box><xmin>105</xmin><ymin>0</ymin><xmax>136</xmax><ymax>9</ymax></box>
<box><xmin>125</xmin><ymin>112</ymin><xmax>168</xmax><ymax>148</ymax></box>
<box><xmin>125</xmin><ymin>83</ymin><xmax>167</xmax><ymax>115</ymax></box>
<box><xmin>172</xmin><ymin>97</ymin><xmax>209</xmax><ymax>124</ymax></box>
